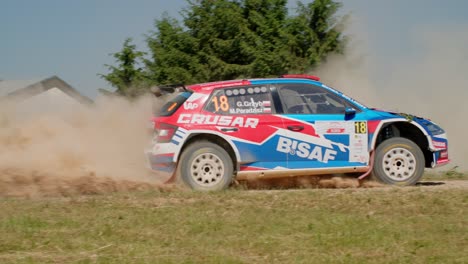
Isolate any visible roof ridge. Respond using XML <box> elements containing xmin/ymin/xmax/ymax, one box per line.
<box><xmin>0</xmin><ymin>76</ymin><xmax>93</xmax><ymax>105</ymax></box>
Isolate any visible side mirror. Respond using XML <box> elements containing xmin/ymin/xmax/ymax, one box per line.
<box><xmin>345</xmin><ymin>107</ymin><xmax>356</xmax><ymax>116</ymax></box>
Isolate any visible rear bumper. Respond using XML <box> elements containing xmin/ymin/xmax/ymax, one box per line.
<box><xmin>146</xmin><ymin>152</ymin><xmax>176</xmax><ymax>173</ymax></box>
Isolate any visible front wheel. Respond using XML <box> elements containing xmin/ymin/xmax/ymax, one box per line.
<box><xmin>176</xmin><ymin>140</ymin><xmax>234</xmax><ymax>191</ymax></box>
<box><xmin>371</xmin><ymin>137</ymin><xmax>425</xmax><ymax>186</ymax></box>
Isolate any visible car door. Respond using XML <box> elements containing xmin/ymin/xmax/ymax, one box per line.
<box><xmin>202</xmin><ymin>85</ymin><xmax>287</xmax><ymax>171</ymax></box>
<box><xmin>273</xmin><ymin>81</ymin><xmax>370</xmax><ymax>170</ymax></box>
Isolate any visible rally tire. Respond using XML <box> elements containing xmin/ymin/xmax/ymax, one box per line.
<box><xmin>176</xmin><ymin>140</ymin><xmax>234</xmax><ymax>191</ymax></box>
<box><xmin>371</xmin><ymin>137</ymin><xmax>425</xmax><ymax>186</ymax></box>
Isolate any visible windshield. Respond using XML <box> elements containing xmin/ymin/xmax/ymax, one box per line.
<box><xmin>322</xmin><ymin>84</ymin><xmax>369</xmax><ymax>110</ymax></box>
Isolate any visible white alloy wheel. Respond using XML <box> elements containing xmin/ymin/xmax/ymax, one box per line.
<box><xmin>190</xmin><ymin>153</ymin><xmax>225</xmax><ymax>187</ymax></box>
<box><xmin>371</xmin><ymin>137</ymin><xmax>425</xmax><ymax>186</ymax></box>
<box><xmin>382</xmin><ymin>147</ymin><xmax>417</xmax><ymax>182</ymax></box>
<box><xmin>177</xmin><ymin>140</ymin><xmax>234</xmax><ymax>191</ymax></box>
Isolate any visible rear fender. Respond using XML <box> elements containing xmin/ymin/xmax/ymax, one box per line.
<box><xmin>174</xmin><ymin>130</ymin><xmax>242</xmax><ymax>163</ymax></box>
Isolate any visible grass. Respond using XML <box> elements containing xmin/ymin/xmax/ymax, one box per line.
<box><xmin>422</xmin><ymin>166</ymin><xmax>468</xmax><ymax>181</ymax></box>
<box><xmin>0</xmin><ymin>186</ymin><xmax>467</xmax><ymax>263</ymax></box>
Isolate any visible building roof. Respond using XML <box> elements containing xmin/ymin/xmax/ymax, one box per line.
<box><xmin>0</xmin><ymin>76</ymin><xmax>93</xmax><ymax>105</ymax></box>
<box><xmin>0</xmin><ymin>79</ymin><xmax>43</xmax><ymax>97</ymax></box>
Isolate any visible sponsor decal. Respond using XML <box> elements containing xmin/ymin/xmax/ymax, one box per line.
<box><xmin>262</xmin><ymin>101</ymin><xmax>272</xmax><ymax>113</ymax></box>
<box><xmin>177</xmin><ymin>114</ymin><xmax>259</xmax><ymax>128</ymax></box>
<box><xmin>440</xmin><ymin>150</ymin><xmax>448</xmax><ymax>159</ymax></box>
<box><xmin>354</xmin><ymin>121</ymin><xmax>367</xmax><ymax>134</ymax></box>
<box><xmin>327</xmin><ymin>127</ymin><xmax>345</xmax><ymax>134</ymax></box>
<box><xmin>353</xmin><ymin>140</ymin><xmax>363</xmax><ymax>147</ymax></box>
<box><xmin>437</xmin><ymin>150</ymin><xmax>449</xmax><ymax>164</ymax></box>
<box><xmin>276</xmin><ymin>136</ymin><xmax>337</xmax><ymax>163</ymax></box>
<box><xmin>229</xmin><ymin>99</ymin><xmax>272</xmax><ymax>114</ymax></box>
<box><xmin>183</xmin><ymin>102</ymin><xmax>199</xmax><ymax>110</ymax></box>
<box><xmin>229</xmin><ymin>108</ymin><xmax>268</xmax><ymax>114</ymax></box>
<box><xmin>432</xmin><ymin>140</ymin><xmax>447</xmax><ymax>149</ymax></box>
<box><xmin>349</xmin><ymin>133</ymin><xmax>368</xmax><ymax>163</ymax></box>
<box><xmin>236</xmin><ymin>98</ymin><xmax>266</xmax><ymax>108</ymax></box>
<box><xmin>315</xmin><ymin>121</ymin><xmax>353</xmax><ymax>135</ymax></box>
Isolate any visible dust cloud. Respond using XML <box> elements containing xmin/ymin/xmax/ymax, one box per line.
<box><xmin>0</xmin><ymin>95</ymin><xmax>169</xmax><ymax>198</ymax></box>
<box><xmin>249</xmin><ymin>22</ymin><xmax>468</xmax><ymax>190</ymax></box>
<box><xmin>315</xmin><ymin>24</ymin><xmax>468</xmax><ymax>171</ymax></box>
<box><xmin>2</xmin><ymin>24</ymin><xmax>466</xmax><ymax>197</ymax></box>
<box><xmin>240</xmin><ymin>175</ymin><xmax>383</xmax><ymax>190</ymax></box>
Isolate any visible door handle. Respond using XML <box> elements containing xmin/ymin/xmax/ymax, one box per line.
<box><xmin>220</xmin><ymin>127</ymin><xmax>239</xmax><ymax>132</ymax></box>
<box><xmin>287</xmin><ymin>125</ymin><xmax>304</xmax><ymax>132</ymax></box>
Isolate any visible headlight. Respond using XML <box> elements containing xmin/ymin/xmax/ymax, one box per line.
<box><xmin>426</xmin><ymin>122</ymin><xmax>445</xmax><ymax>135</ymax></box>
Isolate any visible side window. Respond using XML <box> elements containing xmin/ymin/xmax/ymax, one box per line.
<box><xmin>205</xmin><ymin>86</ymin><xmax>274</xmax><ymax>115</ymax></box>
<box><xmin>278</xmin><ymin>83</ymin><xmax>349</xmax><ymax>114</ymax></box>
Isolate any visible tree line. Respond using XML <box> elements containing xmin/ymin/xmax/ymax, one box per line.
<box><xmin>100</xmin><ymin>0</ymin><xmax>346</xmax><ymax>97</ymax></box>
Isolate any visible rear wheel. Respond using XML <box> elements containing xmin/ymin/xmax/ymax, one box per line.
<box><xmin>371</xmin><ymin>137</ymin><xmax>425</xmax><ymax>186</ymax></box>
<box><xmin>177</xmin><ymin>140</ymin><xmax>234</xmax><ymax>191</ymax></box>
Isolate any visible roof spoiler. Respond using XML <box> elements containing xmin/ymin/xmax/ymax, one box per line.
<box><xmin>279</xmin><ymin>74</ymin><xmax>320</xmax><ymax>81</ymax></box>
<box><xmin>150</xmin><ymin>84</ymin><xmax>188</xmax><ymax>97</ymax></box>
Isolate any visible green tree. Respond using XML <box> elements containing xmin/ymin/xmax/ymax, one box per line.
<box><xmin>145</xmin><ymin>15</ymin><xmax>200</xmax><ymax>85</ymax></box>
<box><xmin>99</xmin><ymin>38</ymin><xmax>146</xmax><ymax>96</ymax></box>
<box><xmin>103</xmin><ymin>0</ymin><xmax>346</xmax><ymax>92</ymax></box>
<box><xmin>287</xmin><ymin>0</ymin><xmax>347</xmax><ymax>70</ymax></box>
<box><xmin>182</xmin><ymin>0</ymin><xmax>253</xmax><ymax>81</ymax></box>
<box><xmin>241</xmin><ymin>0</ymin><xmax>291</xmax><ymax>76</ymax></box>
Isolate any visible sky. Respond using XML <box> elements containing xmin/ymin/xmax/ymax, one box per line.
<box><xmin>1</xmin><ymin>0</ymin><xmax>468</xmax><ymax>98</ymax></box>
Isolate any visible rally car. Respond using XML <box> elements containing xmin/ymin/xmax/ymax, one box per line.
<box><xmin>146</xmin><ymin>74</ymin><xmax>449</xmax><ymax>191</ymax></box>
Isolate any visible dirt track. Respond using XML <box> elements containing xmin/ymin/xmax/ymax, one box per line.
<box><xmin>1</xmin><ymin>169</ymin><xmax>466</xmax><ymax>198</ymax></box>
<box><xmin>237</xmin><ymin>174</ymin><xmax>468</xmax><ymax>190</ymax></box>
<box><xmin>416</xmin><ymin>180</ymin><xmax>468</xmax><ymax>189</ymax></box>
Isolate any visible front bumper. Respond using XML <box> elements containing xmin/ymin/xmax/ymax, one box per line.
<box><xmin>430</xmin><ymin>135</ymin><xmax>449</xmax><ymax>168</ymax></box>
<box><xmin>432</xmin><ymin>149</ymin><xmax>450</xmax><ymax>168</ymax></box>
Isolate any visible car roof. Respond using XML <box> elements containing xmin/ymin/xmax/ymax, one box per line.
<box><xmin>187</xmin><ymin>77</ymin><xmax>323</xmax><ymax>93</ymax></box>
<box><xmin>187</xmin><ymin>79</ymin><xmax>252</xmax><ymax>93</ymax></box>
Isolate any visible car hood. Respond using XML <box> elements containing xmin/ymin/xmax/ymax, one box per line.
<box><xmin>369</xmin><ymin>108</ymin><xmax>445</xmax><ymax>135</ymax></box>
<box><xmin>370</xmin><ymin>108</ymin><xmax>426</xmax><ymax>120</ymax></box>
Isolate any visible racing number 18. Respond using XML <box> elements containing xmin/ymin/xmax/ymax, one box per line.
<box><xmin>355</xmin><ymin>121</ymin><xmax>367</xmax><ymax>134</ymax></box>
<box><xmin>212</xmin><ymin>95</ymin><xmax>230</xmax><ymax>112</ymax></box>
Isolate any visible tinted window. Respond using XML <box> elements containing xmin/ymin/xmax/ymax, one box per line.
<box><xmin>156</xmin><ymin>91</ymin><xmax>192</xmax><ymax>116</ymax></box>
<box><xmin>205</xmin><ymin>86</ymin><xmax>273</xmax><ymax>115</ymax></box>
<box><xmin>278</xmin><ymin>83</ymin><xmax>351</xmax><ymax>114</ymax></box>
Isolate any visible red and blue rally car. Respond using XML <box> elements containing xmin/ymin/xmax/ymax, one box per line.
<box><xmin>146</xmin><ymin>75</ymin><xmax>449</xmax><ymax>190</ymax></box>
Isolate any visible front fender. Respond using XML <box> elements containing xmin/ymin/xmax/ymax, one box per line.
<box><xmin>370</xmin><ymin>118</ymin><xmax>432</xmax><ymax>151</ymax></box>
